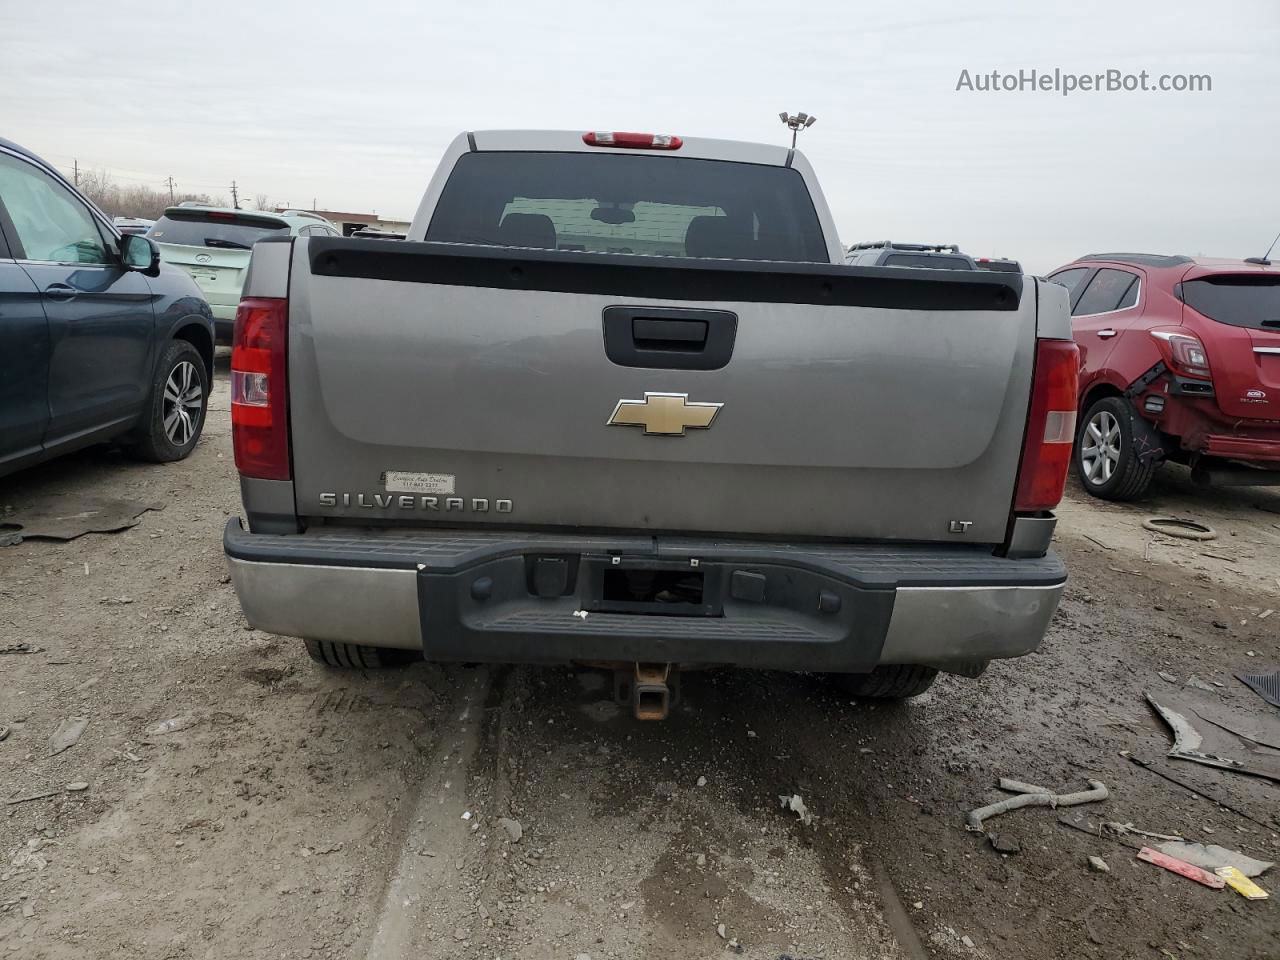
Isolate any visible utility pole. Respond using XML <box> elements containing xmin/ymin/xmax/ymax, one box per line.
<box><xmin>165</xmin><ymin>176</ymin><xmax>176</xmax><ymax>202</ymax></box>
<box><xmin>73</xmin><ymin>159</ymin><xmax>79</xmax><ymax>186</ymax></box>
<box><xmin>230</xmin><ymin>181</ymin><xmax>240</xmax><ymax>209</ymax></box>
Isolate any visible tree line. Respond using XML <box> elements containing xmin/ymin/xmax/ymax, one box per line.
<box><xmin>73</xmin><ymin>169</ymin><xmax>274</xmax><ymax>221</ymax></box>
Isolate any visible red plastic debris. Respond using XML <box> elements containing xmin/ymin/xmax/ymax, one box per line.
<box><xmin>1137</xmin><ymin>847</ymin><xmax>1226</xmax><ymax>889</ymax></box>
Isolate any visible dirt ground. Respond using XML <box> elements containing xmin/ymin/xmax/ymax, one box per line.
<box><xmin>2</xmin><ymin>357</ymin><xmax>1278</xmax><ymax>960</ymax></box>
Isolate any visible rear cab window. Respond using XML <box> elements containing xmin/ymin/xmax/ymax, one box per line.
<box><xmin>882</xmin><ymin>253</ymin><xmax>972</xmax><ymax>269</ymax></box>
<box><xmin>148</xmin><ymin>211</ymin><xmax>289</xmax><ymax>250</ymax></box>
<box><xmin>424</xmin><ymin>152</ymin><xmax>828</xmax><ymax>262</ymax></box>
<box><xmin>1182</xmin><ymin>274</ymin><xmax>1280</xmax><ymax>330</ymax></box>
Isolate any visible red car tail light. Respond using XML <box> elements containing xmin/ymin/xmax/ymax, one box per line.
<box><xmin>582</xmin><ymin>131</ymin><xmax>683</xmax><ymax>150</ymax></box>
<box><xmin>231</xmin><ymin>297</ymin><xmax>291</xmax><ymax>481</ymax></box>
<box><xmin>1150</xmin><ymin>327</ymin><xmax>1212</xmax><ymax>380</ymax></box>
<box><xmin>1014</xmin><ymin>339</ymin><xmax>1080</xmax><ymax>512</ymax></box>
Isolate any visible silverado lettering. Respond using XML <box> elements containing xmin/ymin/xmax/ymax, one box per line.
<box><xmin>319</xmin><ymin>492</ymin><xmax>512</xmax><ymax>512</ymax></box>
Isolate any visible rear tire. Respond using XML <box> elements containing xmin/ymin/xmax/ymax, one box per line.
<box><xmin>830</xmin><ymin>664</ymin><xmax>938</xmax><ymax>700</ymax></box>
<box><xmin>129</xmin><ymin>340</ymin><xmax>209</xmax><ymax>463</ymax></box>
<box><xmin>303</xmin><ymin>639</ymin><xmax>417</xmax><ymax>669</ymax></box>
<box><xmin>1075</xmin><ymin>396</ymin><xmax>1158</xmax><ymax>501</ymax></box>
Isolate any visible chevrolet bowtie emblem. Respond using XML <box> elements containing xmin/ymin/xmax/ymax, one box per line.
<box><xmin>607</xmin><ymin>392</ymin><xmax>724</xmax><ymax>436</ymax></box>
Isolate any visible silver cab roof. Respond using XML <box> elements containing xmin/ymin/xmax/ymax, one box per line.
<box><xmin>470</xmin><ymin>129</ymin><xmax>794</xmax><ymax>166</ymax></box>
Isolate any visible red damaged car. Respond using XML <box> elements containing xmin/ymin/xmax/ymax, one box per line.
<box><xmin>1048</xmin><ymin>252</ymin><xmax>1280</xmax><ymax>499</ymax></box>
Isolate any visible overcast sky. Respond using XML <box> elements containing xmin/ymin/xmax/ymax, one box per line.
<box><xmin>3</xmin><ymin>0</ymin><xmax>1277</xmax><ymax>273</ymax></box>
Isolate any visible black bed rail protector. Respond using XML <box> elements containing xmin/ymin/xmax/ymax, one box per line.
<box><xmin>222</xmin><ymin>519</ymin><xmax>1064</xmax><ymax>589</ymax></box>
<box><xmin>307</xmin><ymin>237</ymin><xmax>1023</xmax><ymax>311</ymax></box>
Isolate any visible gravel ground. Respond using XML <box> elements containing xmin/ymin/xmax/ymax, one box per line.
<box><xmin>2</xmin><ymin>360</ymin><xmax>1278</xmax><ymax>959</ymax></box>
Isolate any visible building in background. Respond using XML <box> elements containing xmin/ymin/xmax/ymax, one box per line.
<box><xmin>276</xmin><ymin>207</ymin><xmax>411</xmax><ymax>236</ymax></box>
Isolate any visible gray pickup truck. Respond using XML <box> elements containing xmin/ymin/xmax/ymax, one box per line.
<box><xmin>223</xmin><ymin>129</ymin><xmax>1077</xmax><ymax>716</ymax></box>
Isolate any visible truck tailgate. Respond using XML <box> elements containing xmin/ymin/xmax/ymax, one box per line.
<box><xmin>287</xmin><ymin>239</ymin><xmax>1034</xmax><ymax>544</ymax></box>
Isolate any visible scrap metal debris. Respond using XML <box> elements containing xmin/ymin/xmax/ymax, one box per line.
<box><xmin>1138</xmin><ymin>847</ymin><xmax>1226</xmax><ymax>888</ymax></box>
<box><xmin>1146</xmin><ymin>692</ymin><xmax>1280</xmax><ymax>783</ymax></box>
<box><xmin>0</xmin><ymin>496</ymin><xmax>162</xmax><ymax>542</ymax></box>
<box><xmin>48</xmin><ymin>717</ymin><xmax>88</xmax><ymax>756</ymax></box>
<box><xmin>779</xmin><ymin>794</ymin><xmax>813</xmax><ymax>826</ymax></box>
<box><xmin>1104</xmin><ymin>822</ymin><xmax>1184</xmax><ymax>843</ymax></box>
<box><xmin>966</xmin><ymin>778</ymin><xmax>1108</xmax><ymax>833</ymax></box>
<box><xmin>1121</xmin><ymin>754</ymin><xmax>1274</xmax><ymax>829</ymax></box>
<box><xmin>1058</xmin><ymin>816</ymin><xmax>1138</xmax><ymax>848</ymax></box>
<box><xmin>1194</xmin><ymin>713</ymin><xmax>1280</xmax><ymax>751</ymax></box>
<box><xmin>1</xmin><ymin>643</ymin><xmax>43</xmax><ymax>655</ymax></box>
<box><xmin>1236</xmin><ymin>670</ymin><xmax>1280</xmax><ymax>709</ymax></box>
<box><xmin>1153</xmin><ymin>842</ymin><xmax>1273</xmax><ymax>879</ymax></box>
<box><xmin>1058</xmin><ymin>816</ymin><xmax>1187</xmax><ymax>851</ymax></box>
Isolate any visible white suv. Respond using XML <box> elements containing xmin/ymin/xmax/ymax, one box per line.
<box><xmin>148</xmin><ymin>207</ymin><xmax>339</xmax><ymax>342</ymax></box>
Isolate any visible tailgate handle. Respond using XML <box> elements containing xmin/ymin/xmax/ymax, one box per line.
<box><xmin>632</xmin><ymin>318</ymin><xmax>708</xmax><ymax>348</ymax></box>
<box><xmin>603</xmin><ymin>306</ymin><xmax>737</xmax><ymax>371</ymax></box>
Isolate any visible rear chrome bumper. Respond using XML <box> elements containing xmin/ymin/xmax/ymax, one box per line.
<box><xmin>223</xmin><ymin>519</ymin><xmax>1065</xmax><ymax>671</ymax></box>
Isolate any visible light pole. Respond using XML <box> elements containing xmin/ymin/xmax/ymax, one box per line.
<box><xmin>779</xmin><ymin>111</ymin><xmax>816</xmax><ymax>148</ymax></box>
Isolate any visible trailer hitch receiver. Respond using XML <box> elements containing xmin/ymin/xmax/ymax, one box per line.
<box><xmin>614</xmin><ymin>663</ymin><xmax>677</xmax><ymax>720</ymax></box>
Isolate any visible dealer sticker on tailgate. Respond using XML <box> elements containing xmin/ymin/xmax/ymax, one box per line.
<box><xmin>382</xmin><ymin>471</ymin><xmax>455</xmax><ymax>495</ymax></box>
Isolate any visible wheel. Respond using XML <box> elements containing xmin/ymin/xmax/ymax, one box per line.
<box><xmin>830</xmin><ymin>664</ymin><xmax>938</xmax><ymax>700</ymax></box>
<box><xmin>303</xmin><ymin>639</ymin><xmax>417</xmax><ymax>669</ymax></box>
<box><xmin>1075</xmin><ymin>396</ymin><xmax>1158</xmax><ymax>501</ymax></box>
<box><xmin>129</xmin><ymin>340</ymin><xmax>208</xmax><ymax>462</ymax></box>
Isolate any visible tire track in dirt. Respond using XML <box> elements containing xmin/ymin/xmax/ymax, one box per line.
<box><xmin>364</xmin><ymin>667</ymin><xmax>492</xmax><ymax>958</ymax></box>
<box><xmin>467</xmin><ymin>666</ymin><xmax>911</xmax><ymax>960</ymax></box>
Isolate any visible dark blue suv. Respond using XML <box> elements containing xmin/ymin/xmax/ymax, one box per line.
<box><xmin>0</xmin><ymin>138</ymin><xmax>215</xmax><ymax>477</ymax></box>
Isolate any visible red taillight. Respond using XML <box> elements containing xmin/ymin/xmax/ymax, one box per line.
<box><xmin>582</xmin><ymin>131</ymin><xmax>683</xmax><ymax>150</ymax></box>
<box><xmin>1150</xmin><ymin>327</ymin><xmax>1212</xmax><ymax>380</ymax></box>
<box><xmin>1014</xmin><ymin>339</ymin><xmax>1080</xmax><ymax>512</ymax></box>
<box><xmin>231</xmin><ymin>297</ymin><xmax>290</xmax><ymax>481</ymax></box>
